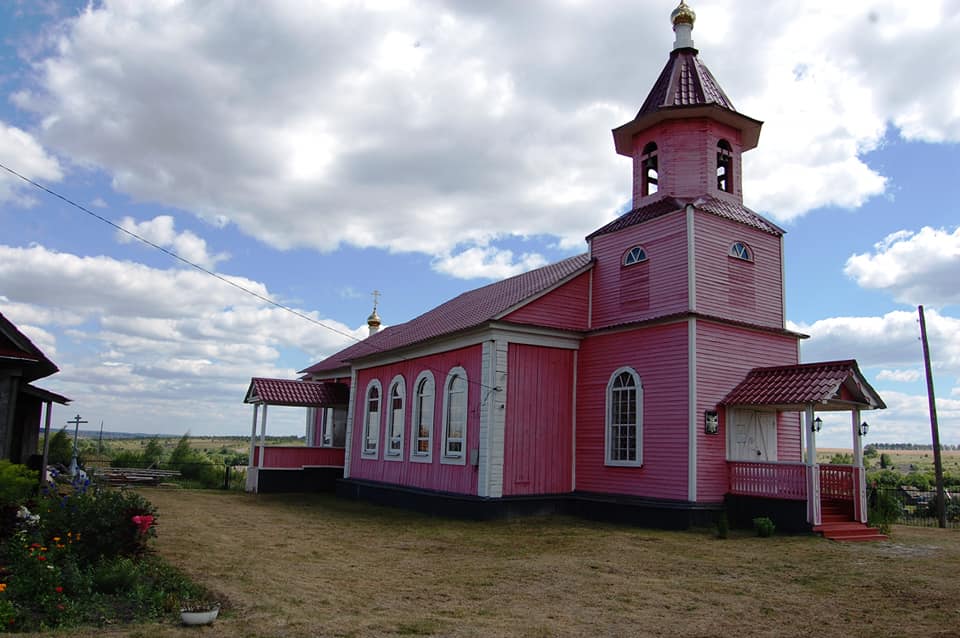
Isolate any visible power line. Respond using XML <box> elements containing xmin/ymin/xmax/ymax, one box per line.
<box><xmin>0</xmin><ymin>161</ymin><xmax>363</xmax><ymax>345</ymax></box>
<box><xmin>0</xmin><ymin>161</ymin><xmax>500</xmax><ymax>394</ymax></box>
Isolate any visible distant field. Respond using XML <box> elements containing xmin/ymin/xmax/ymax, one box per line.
<box><xmin>818</xmin><ymin>448</ymin><xmax>960</xmax><ymax>474</ymax></box>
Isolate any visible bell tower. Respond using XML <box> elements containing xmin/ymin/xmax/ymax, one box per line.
<box><xmin>612</xmin><ymin>1</ymin><xmax>763</xmax><ymax>208</ymax></box>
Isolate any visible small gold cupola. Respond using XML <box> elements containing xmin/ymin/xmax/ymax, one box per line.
<box><xmin>367</xmin><ymin>290</ymin><xmax>382</xmax><ymax>336</ymax></box>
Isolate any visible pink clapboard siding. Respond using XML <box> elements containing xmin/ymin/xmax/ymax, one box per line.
<box><xmin>502</xmin><ymin>344</ymin><xmax>574</xmax><ymax>496</ymax></box>
<box><xmin>590</xmin><ymin>211</ymin><xmax>689</xmax><ymax>330</ymax></box>
<box><xmin>695</xmin><ymin>320</ymin><xmax>800</xmax><ymax>502</ymax></box>
<box><xmin>503</xmin><ymin>272</ymin><xmax>590</xmax><ymax>331</ymax></box>
<box><xmin>693</xmin><ymin>210</ymin><xmax>783</xmax><ymax>329</ymax></box>
<box><xmin>349</xmin><ymin>344</ymin><xmax>482</xmax><ymax>495</ymax></box>
<box><xmin>575</xmin><ymin>321</ymin><xmax>690</xmax><ymax>500</ymax></box>
<box><xmin>253</xmin><ymin>446</ymin><xmax>345</xmax><ymax>468</ymax></box>
<box><xmin>632</xmin><ymin>119</ymin><xmax>745</xmax><ymax>206</ymax></box>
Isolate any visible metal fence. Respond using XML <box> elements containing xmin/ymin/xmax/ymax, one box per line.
<box><xmin>869</xmin><ymin>485</ymin><xmax>960</xmax><ymax>528</ymax></box>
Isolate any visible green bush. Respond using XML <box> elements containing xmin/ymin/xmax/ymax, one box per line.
<box><xmin>868</xmin><ymin>487</ymin><xmax>903</xmax><ymax>533</ymax></box>
<box><xmin>752</xmin><ymin>516</ymin><xmax>775</xmax><ymax>537</ymax></box>
<box><xmin>715</xmin><ymin>511</ymin><xmax>729</xmax><ymax>539</ymax></box>
<box><xmin>0</xmin><ymin>462</ymin><xmax>36</xmax><ymax>508</ymax></box>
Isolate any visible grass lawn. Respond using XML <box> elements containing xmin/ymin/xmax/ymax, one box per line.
<box><xmin>61</xmin><ymin>488</ymin><xmax>960</xmax><ymax>638</ymax></box>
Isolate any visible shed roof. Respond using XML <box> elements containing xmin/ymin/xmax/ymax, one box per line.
<box><xmin>722</xmin><ymin>360</ymin><xmax>885</xmax><ymax>411</ymax></box>
<box><xmin>244</xmin><ymin>378</ymin><xmax>349</xmax><ymax>407</ymax></box>
<box><xmin>0</xmin><ymin>311</ymin><xmax>58</xmax><ymax>382</ymax></box>
<box><xmin>301</xmin><ymin>253</ymin><xmax>592</xmax><ymax>375</ymax></box>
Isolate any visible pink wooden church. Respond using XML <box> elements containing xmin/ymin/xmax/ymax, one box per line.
<box><xmin>244</xmin><ymin>2</ymin><xmax>885</xmax><ymax>538</ymax></box>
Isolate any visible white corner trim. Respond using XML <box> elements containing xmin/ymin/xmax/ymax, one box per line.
<box><xmin>687</xmin><ymin>317</ymin><xmax>697</xmax><ymax>502</ymax></box>
<box><xmin>343</xmin><ymin>370</ymin><xmax>357</xmax><ymax>478</ymax></box>
<box><xmin>686</xmin><ymin>204</ymin><xmax>696</xmax><ymax>312</ymax></box>
<box><xmin>478</xmin><ymin>341</ymin><xmax>493</xmax><ymax>496</ymax></box>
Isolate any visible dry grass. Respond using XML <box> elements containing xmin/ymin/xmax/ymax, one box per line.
<box><xmin>819</xmin><ymin>448</ymin><xmax>960</xmax><ymax>475</ymax></box>
<box><xmin>59</xmin><ymin>488</ymin><xmax>960</xmax><ymax>638</ymax></box>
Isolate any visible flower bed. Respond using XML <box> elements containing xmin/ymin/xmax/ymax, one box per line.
<box><xmin>0</xmin><ymin>463</ymin><xmax>216</xmax><ymax>632</ymax></box>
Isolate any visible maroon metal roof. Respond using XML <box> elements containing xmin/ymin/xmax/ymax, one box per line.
<box><xmin>244</xmin><ymin>378</ymin><xmax>349</xmax><ymax>407</ymax></box>
<box><xmin>587</xmin><ymin>195</ymin><xmax>782</xmax><ymax>241</ymax></box>
<box><xmin>301</xmin><ymin>253</ymin><xmax>593</xmax><ymax>375</ymax></box>
<box><xmin>722</xmin><ymin>360</ymin><xmax>885</xmax><ymax>410</ymax></box>
<box><xmin>0</xmin><ymin>311</ymin><xmax>58</xmax><ymax>382</ymax></box>
<box><xmin>637</xmin><ymin>48</ymin><xmax>737</xmax><ymax>117</ymax></box>
<box><xmin>21</xmin><ymin>384</ymin><xmax>71</xmax><ymax>405</ymax></box>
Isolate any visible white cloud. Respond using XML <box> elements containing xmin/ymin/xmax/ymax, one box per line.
<box><xmin>876</xmin><ymin>369</ymin><xmax>922</xmax><ymax>383</ymax></box>
<box><xmin>844</xmin><ymin>226</ymin><xmax>960</xmax><ymax>306</ymax></box>
<box><xmin>432</xmin><ymin>246</ymin><xmax>547</xmax><ymax>280</ymax></box>
<box><xmin>0</xmin><ymin>121</ymin><xmax>62</xmax><ymax>205</ymax></box>
<box><xmin>794</xmin><ymin>309</ymin><xmax>960</xmax><ymax>375</ymax></box>
<box><xmin>10</xmin><ymin>1</ymin><xmax>957</xmax><ymax>265</ymax></box>
<box><xmin>0</xmin><ymin>242</ymin><xmax>367</xmax><ymax>434</ymax></box>
<box><xmin>117</xmin><ymin>215</ymin><xmax>229</xmax><ymax>269</ymax></box>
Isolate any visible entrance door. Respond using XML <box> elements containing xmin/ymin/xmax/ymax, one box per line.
<box><xmin>729</xmin><ymin>409</ymin><xmax>777</xmax><ymax>462</ymax></box>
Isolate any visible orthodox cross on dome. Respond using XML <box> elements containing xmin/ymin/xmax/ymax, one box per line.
<box><xmin>671</xmin><ymin>1</ymin><xmax>696</xmax><ymax>50</ymax></box>
<box><xmin>367</xmin><ymin>290</ymin><xmax>382</xmax><ymax>336</ymax></box>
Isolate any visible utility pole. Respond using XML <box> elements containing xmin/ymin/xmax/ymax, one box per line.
<box><xmin>67</xmin><ymin>414</ymin><xmax>88</xmax><ymax>478</ymax></box>
<box><xmin>918</xmin><ymin>305</ymin><xmax>946</xmax><ymax>528</ymax></box>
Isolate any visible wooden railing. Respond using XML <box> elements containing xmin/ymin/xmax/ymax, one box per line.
<box><xmin>253</xmin><ymin>446</ymin><xmax>345</xmax><ymax>469</ymax></box>
<box><xmin>728</xmin><ymin>462</ymin><xmax>807</xmax><ymax>500</ymax></box>
<box><xmin>820</xmin><ymin>464</ymin><xmax>855</xmax><ymax>501</ymax></box>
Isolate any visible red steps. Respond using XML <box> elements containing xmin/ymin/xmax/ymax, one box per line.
<box><xmin>814</xmin><ymin>501</ymin><xmax>887</xmax><ymax>542</ymax></box>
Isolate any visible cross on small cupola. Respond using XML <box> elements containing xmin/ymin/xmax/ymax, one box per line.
<box><xmin>367</xmin><ymin>290</ymin><xmax>382</xmax><ymax>336</ymax></box>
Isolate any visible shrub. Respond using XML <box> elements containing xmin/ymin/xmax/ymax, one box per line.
<box><xmin>868</xmin><ymin>487</ymin><xmax>903</xmax><ymax>533</ymax></box>
<box><xmin>752</xmin><ymin>516</ymin><xmax>775</xmax><ymax>537</ymax></box>
<box><xmin>0</xmin><ymin>462</ymin><xmax>36</xmax><ymax>508</ymax></box>
<box><xmin>715</xmin><ymin>511</ymin><xmax>729</xmax><ymax>539</ymax></box>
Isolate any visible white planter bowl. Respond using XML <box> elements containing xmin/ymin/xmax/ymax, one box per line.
<box><xmin>180</xmin><ymin>605</ymin><xmax>220</xmax><ymax>626</ymax></box>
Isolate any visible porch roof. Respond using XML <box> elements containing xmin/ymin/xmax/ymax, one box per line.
<box><xmin>721</xmin><ymin>359</ymin><xmax>885</xmax><ymax>411</ymax></box>
<box><xmin>244</xmin><ymin>378</ymin><xmax>349</xmax><ymax>407</ymax></box>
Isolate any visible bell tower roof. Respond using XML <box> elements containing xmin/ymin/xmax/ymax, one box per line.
<box><xmin>612</xmin><ymin>2</ymin><xmax>762</xmax><ymax>156</ymax></box>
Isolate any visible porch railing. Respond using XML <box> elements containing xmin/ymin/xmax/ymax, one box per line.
<box><xmin>252</xmin><ymin>446</ymin><xmax>345</xmax><ymax>469</ymax></box>
<box><xmin>819</xmin><ymin>464</ymin><xmax>855</xmax><ymax>501</ymax></box>
<box><xmin>728</xmin><ymin>462</ymin><xmax>807</xmax><ymax>500</ymax></box>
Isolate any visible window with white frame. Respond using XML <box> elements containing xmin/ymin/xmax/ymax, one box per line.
<box><xmin>362</xmin><ymin>380</ymin><xmax>381</xmax><ymax>457</ymax></box>
<box><xmin>385</xmin><ymin>376</ymin><xmax>405</xmax><ymax>458</ymax></box>
<box><xmin>729</xmin><ymin>241</ymin><xmax>752</xmax><ymax>261</ymax></box>
<box><xmin>442</xmin><ymin>367</ymin><xmax>468</xmax><ymax>462</ymax></box>
<box><xmin>623</xmin><ymin>245</ymin><xmax>648</xmax><ymax>266</ymax></box>
<box><xmin>605</xmin><ymin>368</ymin><xmax>643</xmax><ymax>466</ymax></box>
<box><xmin>411</xmin><ymin>371</ymin><xmax>435</xmax><ymax>461</ymax></box>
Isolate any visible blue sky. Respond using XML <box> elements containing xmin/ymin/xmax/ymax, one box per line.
<box><xmin>1</xmin><ymin>1</ymin><xmax>958</xmax><ymax>447</ymax></box>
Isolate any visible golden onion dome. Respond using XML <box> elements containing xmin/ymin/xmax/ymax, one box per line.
<box><xmin>367</xmin><ymin>309</ymin><xmax>381</xmax><ymax>326</ymax></box>
<box><xmin>671</xmin><ymin>1</ymin><xmax>696</xmax><ymax>27</ymax></box>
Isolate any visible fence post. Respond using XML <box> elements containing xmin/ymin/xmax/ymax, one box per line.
<box><xmin>223</xmin><ymin>465</ymin><xmax>231</xmax><ymax>490</ymax></box>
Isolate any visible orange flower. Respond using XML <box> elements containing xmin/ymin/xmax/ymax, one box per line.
<box><xmin>0</xmin><ymin>583</ymin><xmax>7</xmax><ymax>592</ymax></box>
<box><xmin>52</xmin><ymin>537</ymin><xmax>60</xmax><ymax>543</ymax></box>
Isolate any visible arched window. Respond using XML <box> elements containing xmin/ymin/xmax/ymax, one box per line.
<box><xmin>410</xmin><ymin>371</ymin><xmax>435</xmax><ymax>462</ymax></box>
<box><xmin>385</xmin><ymin>376</ymin><xmax>405</xmax><ymax>458</ymax></box>
<box><xmin>729</xmin><ymin>241</ymin><xmax>752</xmax><ymax>261</ymax></box>
<box><xmin>361</xmin><ymin>380</ymin><xmax>382</xmax><ymax>457</ymax></box>
<box><xmin>605</xmin><ymin>368</ymin><xmax>643</xmax><ymax>466</ymax></box>
<box><xmin>717</xmin><ymin>139</ymin><xmax>733</xmax><ymax>193</ymax></box>
<box><xmin>641</xmin><ymin>142</ymin><xmax>658</xmax><ymax>197</ymax></box>
<box><xmin>623</xmin><ymin>245</ymin><xmax>648</xmax><ymax>266</ymax></box>
<box><xmin>441</xmin><ymin>367</ymin><xmax>468</xmax><ymax>463</ymax></box>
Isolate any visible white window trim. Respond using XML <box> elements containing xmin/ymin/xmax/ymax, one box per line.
<box><xmin>441</xmin><ymin>366</ymin><xmax>468</xmax><ymax>466</ymax></box>
<box><xmin>604</xmin><ymin>366</ymin><xmax>643</xmax><ymax>467</ymax></box>
<box><xmin>361</xmin><ymin>379</ymin><xmax>382</xmax><ymax>459</ymax></box>
<box><xmin>384</xmin><ymin>375</ymin><xmax>406</xmax><ymax>461</ymax></box>
<box><xmin>729</xmin><ymin>241</ymin><xmax>753</xmax><ymax>262</ymax></box>
<box><xmin>409</xmin><ymin>370</ymin><xmax>435</xmax><ymax>463</ymax></box>
<box><xmin>623</xmin><ymin>245</ymin><xmax>648</xmax><ymax>266</ymax></box>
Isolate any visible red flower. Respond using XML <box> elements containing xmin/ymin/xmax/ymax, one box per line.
<box><xmin>56</xmin><ymin>604</ymin><xmax>64</xmax><ymax>611</ymax></box>
<box><xmin>55</xmin><ymin>586</ymin><xmax>63</xmax><ymax>593</ymax></box>
<box><xmin>37</xmin><ymin>555</ymin><xmax>46</xmax><ymax>562</ymax></box>
<box><xmin>131</xmin><ymin>514</ymin><xmax>155</xmax><ymax>535</ymax></box>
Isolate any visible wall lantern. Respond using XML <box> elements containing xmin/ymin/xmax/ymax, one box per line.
<box><xmin>859</xmin><ymin>421</ymin><xmax>869</xmax><ymax>437</ymax></box>
<box><xmin>704</xmin><ymin>410</ymin><xmax>719</xmax><ymax>435</ymax></box>
<box><xmin>812</xmin><ymin>416</ymin><xmax>822</xmax><ymax>433</ymax></box>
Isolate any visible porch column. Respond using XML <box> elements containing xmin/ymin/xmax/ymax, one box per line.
<box><xmin>852</xmin><ymin>408</ymin><xmax>867</xmax><ymax>523</ymax></box>
<box><xmin>258</xmin><ymin>404</ymin><xmax>268</xmax><ymax>469</ymax></box>
<box><xmin>246</xmin><ymin>403</ymin><xmax>259</xmax><ymax>492</ymax></box>
<box><xmin>805</xmin><ymin>404</ymin><xmax>821</xmax><ymax>526</ymax></box>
